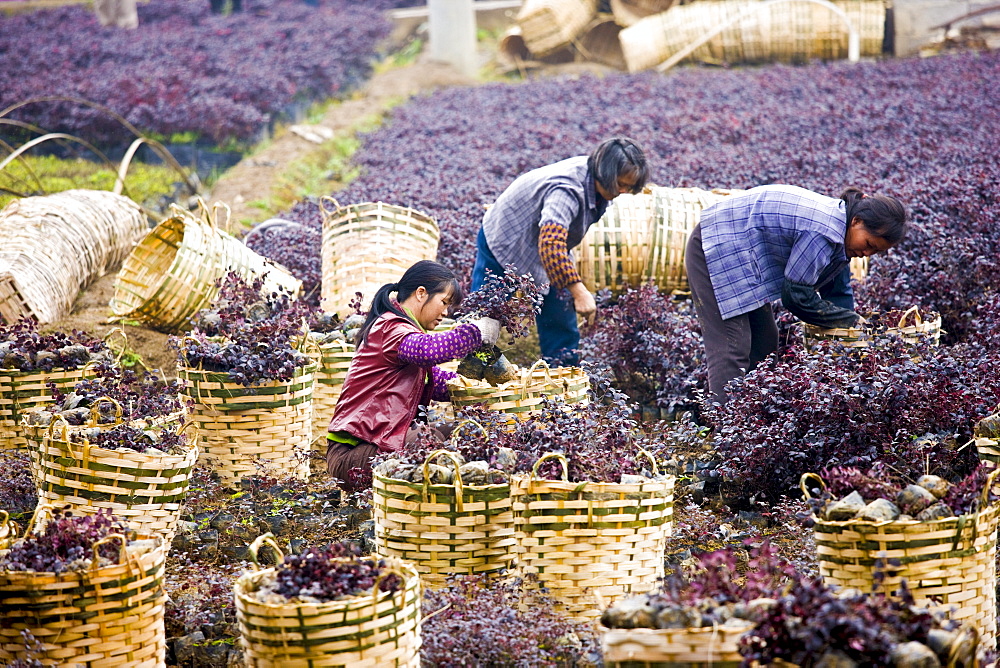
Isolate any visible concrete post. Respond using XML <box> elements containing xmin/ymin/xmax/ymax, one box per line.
<box><xmin>428</xmin><ymin>0</ymin><xmax>479</xmax><ymax>78</ymax></box>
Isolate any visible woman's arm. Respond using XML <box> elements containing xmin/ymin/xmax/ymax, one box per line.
<box><xmin>782</xmin><ymin>233</ymin><xmax>860</xmax><ymax>327</ymax></box>
<box><xmin>397</xmin><ymin>323</ymin><xmax>482</xmax><ymax>367</ymax></box>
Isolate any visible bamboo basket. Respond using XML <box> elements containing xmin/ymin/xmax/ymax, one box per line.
<box><xmin>620</xmin><ymin>0</ymin><xmax>885</xmax><ymax>72</ymax></box>
<box><xmin>28</xmin><ymin>414</ymin><xmax>198</xmax><ymax>544</ymax></box>
<box><xmin>511</xmin><ymin>453</ymin><xmax>675</xmax><ymax>622</ymax></box>
<box><xmin>802</xmin><ymin>306</ymin><xmax>943</xmax><ymax>350</ymax></box>
<box><xmin>235</xmin><ymin>535</ymin><xmax>422</xmax><ymax>667</ymax></box>
<box><xmin>0</xmin><ymin>506</ymin><xmax>167</xmax><ymax>667</ymax></box>
<box><xmin>0</xmin><ymin>190</ymin><xmax>147</xmax><ymax>324</ymax></box>
<box><xmin>320</xmin><ymin>198</ymin><xmax>439</xmax><ymax>316</ymax></box>
<box><xmin>305</xmin><ymin>336</ymin><xmax>355</xmax><ymax>448</ymax></box>
<box><xmin>577</xmin><ymin>192</ymin><xmax>655</xmax><ymax>294</ymax></box>
<box><xmin>0</xmin><ymin>364</ymin><xmax>99</xmax><ymax>450</ymax></box>
<box><xmin>447</xmin><ymin>360</ymin><xmax>590</xmax><ymax>426</ymax></box>
<box><xmin>601</xmin><ymin>621</ymin><xmax>752</xmax><ymax>666</ymax></box>
<box><xmin>517</xmin><ymin>0</ymin><xmax>599</xmax><ymax>57</ymax></box>
<box><xmin>0</xmin><ymin>272</ymin><xmax>36</xmax><ymax>324</ymax></box>
<box><xmin>610</xmin><ymin>0</ymin><xmax>676</xmax><ymax>27</ymax></box>
<box><xmin>849</xmin><ymin>256</ymin><xmax>869</xmax><ymax>281</ymax></box>
<box><xmin>576</xmin><ymin>17</ymin><xmax>628</xmax><ymax>69</ymax></box>
<box><xmin>373</xmin><ymin>434</ymin><xmax>516</xmax><ymax>589</ymax></box>
<box><xmin>111</xmin><ymin>200</ymin><xmax>302</xmax><ymax>333</ymax></box>
<box><xmin>178</xmin><ymin>361</ymin><xmax>315</xmax><ymax>484</ymax></box>
<box><xmin>802</xmin><ymin>470</ymin><xmax>1000</xmax><ymax>649</ymax></box>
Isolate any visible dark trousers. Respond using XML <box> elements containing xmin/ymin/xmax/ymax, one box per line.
<box><xmin>685</xmin><ymin>224</ymin><xmax>778</xmax><ymax>405</ymax></box>
<box><xmin>471</xmin><ymin>227</ymin><xmax>580</xmax><ymax>365</ymax></box>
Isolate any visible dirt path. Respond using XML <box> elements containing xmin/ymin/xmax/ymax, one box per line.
<box><xmin>45</xmin><ymin>58</ymin><xmax>476</xmax><ymax>374</ymax></box>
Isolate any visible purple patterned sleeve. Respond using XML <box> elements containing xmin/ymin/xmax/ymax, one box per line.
<box><xmin>397</xmin><ymin>323</ymin><xmax>482</xmax><ymax>367</ymax></box>
<box><xmin>431</xmin><ymin>367</ymin><xmax>457</xmax><ymax>402</ymax></box>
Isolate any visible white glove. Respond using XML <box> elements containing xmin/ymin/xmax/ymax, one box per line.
<box><xmin>471</xmin><ymin>317</ymin><xmax>501</xmax><ymax>346</ymax></box>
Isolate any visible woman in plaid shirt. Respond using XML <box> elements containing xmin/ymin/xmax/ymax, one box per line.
<box><xmin>686</xmin><ymin>185</ymin><xmax>907</xmax><ymax>406</ymax></box>
<box><xmin>471</xmin><ymin>137</ymin><xmax>649</xmax><ymax>365</ymax></box>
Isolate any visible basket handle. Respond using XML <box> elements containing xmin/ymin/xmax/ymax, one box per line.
<box><xmin>531</xmin><ymin>452</ymin><xmax>569</xmax><ymax>482</ymax></box>
<box><xmin>177</xmin><ymin>335</ymin><xmax>202</xmax><ymax>367</ymax></box>
<box><xmin>636</xmin><ymin>448</ymin><xmax>661</xmax><ymax>477</ymax></box>
<box><xmin>448</xmin><ymin>419</ymin><xmax>488</xmax><ymax>446</ymax></box>
<box><xmin>247</xmin><ymin>532</ymin><xmax>285</xmax><ymax>571</ymax></box>
<box><xmin>46</xmin><ymin>415</ymin><xmax>73</xmax><ymax>457</ymax></box>
<box><xmin>522</xmin><ymin>359</ymin><xmax>554</xmax><ymax>391</ymax></box>
<box><xmin>370</xmin><ymin>565</ymin><xmax>407</xmax><ymax>609</ymax></box>
<box><xmin>421</xmin><ymin>449</ymin><xmax>465</xmax><ymax>512</ymax></box>
<box><xmin>91</xmin><ymin>533</ymin><xmax>128</xmax><ymax>571</ymax></box>
<box><xmin>23</xmin><ymin>503</ymin><xmax>57</xmax><ymax>538</ymax></box>
<box><xmin>980</xmin><ymin>467</ymin><xmax>1000</xmax><ymax>509</ymax></box>
<box><xmin>799</xmin><ymin>472</ymin><xmax>827</xmax><ymax>500</ymax></box>
<box><xmin>103</xmin><ymin>327</ymin><xmax>129</xmax><ymax>362</ymax></box>
<box><xmin>319</xmin><ymin>196</ymin><xmax>342</xmax><ymax>217</ymax></box>
<box><xmin>897</xmin><ymin>306</ymin><xmax>921</xmax><ymax>328</ymax></box>
<box><xmin>87</xmin><ymin>396</ymin><xmax>124</xmax><ymax>427</ymax></box>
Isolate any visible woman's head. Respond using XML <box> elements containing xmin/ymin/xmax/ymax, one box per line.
<box><xmin>355</xmin><ymin>260</ymin><xmax>463</xmax><ymax>344</ymax></box>
<box><xmin>590</xmin><ymin>137</ymin><xmax>650</xmax><ymax>201</ymax></box>
<box><xmin>841</xmin><ymin>188</ymin><xmax>908</xmax><ymax>258</ymax></box>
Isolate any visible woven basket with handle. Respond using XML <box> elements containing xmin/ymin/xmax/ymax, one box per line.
<box><xmin>601</xmin><ymin>620</ymin><xmax>752</xmax><ymax>667</ymax></box>
<box><xmin>0</xmin><ymin>364</ymin><xmax>99</xmax><ymax>451</ymax></box>
<box><xmin>0</xmin><ymin>505</ymin><xmax>167</xmax><ymax>667</ymax></box>
<box><xmin>111</xmin><ymin>200</ymin><xmax>301</xmax><ymax>333</ymax></box>
<box><xmin>511</xmin><ymin>452</ymin><xmax>675</xmax><ymax>622</ymax></box>
<box><xmin>373</xmin><ymin>424</ymin><xmax>517</xmax><ymax>588</ymax></box>
<box><xmin>516</xmin><ymin>0</ymin><xmax>598</xmax><ymax>56</ymax></box>
<box><xmin>304</xmin><ymin>336</ymin><xmax>355</xmax><ymax>448</ymax></box>
<box><xmin>27</xmin><ymin>406</ymin><xmax>198</xmax><ymax>545</ymax></box>
<box><xmin>802</xmin><ymin>470</ymin><xmax>1000</xmax><ymax>650</ymax></box>
<box><xmin>446</xmin><ymin>360</ymin><xmax>589</xmax><ymax>426</ymax></box>
<box><xmin>177</xmin><ymin>360</ymin><xmax>315</xmax><ymax>484</ymax></box>
<box><xmin>235</xmin><ymin>534</ymin><xmax>422</xmax><ymax>667</ymax></box>
<box><xmin>802</xmin><ymin>306</ymin><xmax>942</xmax><ymax>350</ymax></box>
<box><xmin>320</xmin><ymin>197</ymin><xmax>439</xmax><ymax>316</ymax></box>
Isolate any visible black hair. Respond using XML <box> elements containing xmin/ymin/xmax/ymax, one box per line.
<box><xmin>354</xmin><ymin>260</ymin><xmax>464</xmax><ymax>346</ymax></box>
<box><xmin>841</xmin><ymin>187</ymin><xmax>908</xmax><ymax>245</ymax></box>
<box><xmin>589</xmin><ymin>137</ymin><xmax>650</xmax><ymax>197</ymax></box>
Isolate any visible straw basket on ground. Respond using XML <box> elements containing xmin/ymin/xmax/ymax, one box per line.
<box><xmin>373</xmin><ymin>436</ymin><xmax>516</xmax><ymax>589</ymax></box>
<box><xmin>610</xmin><ymin>0</ymin><xmax>676</xmax><ymax>26</ymax></box>
<box><xmin>975</xmin><ymin>411</ymin><xmax>1000</xmax><ymax>467</ymax></box>
<box><xmin>446</xmin><ymin>360</ymin><xmax>589</xmax><ymax>427</ymax></box>
<box><xmin>601</xmin><ymin>621</ymin><xmax>752</xmax><ymax>667</ymax></box>
<box><xmin>111</xmin><ymin>201</ymin><xmax>301</xmax><ymax>333</ymax></box>
<box><xmin>802</xmin><ymin>306</ymin><xmax>943</xmax><ymax>350</ymax></box>
<box><xmin>304</xmin><ymin>336</ymin><xmax>354</xmax><ymax>447</ymax></box>
<box><xmin>511</xmin><ymin>453</ymin><xmax>675</xmax><ymax>622</ymax></box>
<box><xmin>619</xmin><ymin>0</ymin><xmax>885</xmax><ymax>72</ymax></box>
<box><xmin>0</xmin><ymin>190</ymin><xmax>147</xmax><ymax>325</ymax></box>
<box><xmin>27</xmin><ymin>411</ymin><xmax>197</xmax><ymax>544</ymax></box>
<box><xmin>516</xmin><ymin>0</ymin><xmax>598</xmax><ymax>57</ymax></box>
<box><xmin>235</xmin><ymin>535</ymin><xmax>422</xmax><ymax>668</ymax></box>
<box><xmin>0</xmin><ymin>506</ymin><xmax>167</xmax><ymax>667</ymax></box>
<box><xmin>320</xmin><ymin>198</ymin><xmax>439</xmax><ymax>316</ymax></box>
<box><xmin>802</xmin><ymin>470</ymin><xmax>1000</xmax><ymax>649</ymax></box>
<box><xmin>178</xmin><ymin>361</ymin><xmax>315</xmax><ymax>485</ymax></box>
<box><xmin>0</xmin><ymin>363</ymin><xmax>100</xmax><ymax>451</ymax></box>
<box><xmin>576</xmin><ymin>17</ymin><xmax>628</xmax><ymax>70</ymax></box>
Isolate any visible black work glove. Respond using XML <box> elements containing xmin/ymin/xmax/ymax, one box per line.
<box><xmin>781</xmin><ymin>279</ymin><xmax>862</xmax><ymax>328</ymax></box>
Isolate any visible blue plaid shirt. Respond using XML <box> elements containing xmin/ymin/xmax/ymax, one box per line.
<box><xmin>482</xmin><ymin>156</ymin><xmax>608</xmax><ymax>292</ymax></box>
<box><xmin>700</xmin><ymin>185</ymin><xmax>850</xmax><ymax>320</ymax></box>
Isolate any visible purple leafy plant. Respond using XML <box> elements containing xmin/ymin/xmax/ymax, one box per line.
<box><xmin>455</xmin><ymin>264</ymin><xmax>542</xmax><ymax>341</ymax></box>
<box><xmin>0</xmin><ymin>508</ymin><xmax>128</xmax><ymax>573</ymax></box>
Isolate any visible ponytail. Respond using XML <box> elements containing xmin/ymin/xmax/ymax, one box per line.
<box><xmin>354</xmin><ymin>260</ymin><xmax>464</xmax><ymax>346</ymax></box>
<box><xmin>841</xmin><ymin>187</ymin><xmax>908</xmax><ymax>246</ymax></box>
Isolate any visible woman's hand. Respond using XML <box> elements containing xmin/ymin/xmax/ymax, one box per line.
<box><xmin>471</xmin><ymin>317</ymin><xmax>501</xmax><ymax>346</ymax></box>
<box><xmin>569</xmin><ymin>282</ymin><xmax>597</xmax><ymax>325</ymax></box>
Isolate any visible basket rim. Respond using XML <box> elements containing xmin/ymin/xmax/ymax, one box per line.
<box><xmin>810</xmin><ymin>500</ymin><xmax>1000</xmax><ymax>528</ymax></box>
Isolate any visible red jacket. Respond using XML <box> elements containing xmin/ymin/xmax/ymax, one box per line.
<box><xmin>327</xmin><ymin>313</ymin><xmax>432</xmax><ymax>453</ymax></box>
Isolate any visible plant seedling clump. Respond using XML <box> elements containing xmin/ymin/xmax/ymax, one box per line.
<box><xmin>0</xmin><ymin>319</ymin><xmax>109</xmax><ymax>372</ymax></box>
<box><xmin>0</xmin><ymin>509</ymin><xmax>130</xmax><ymax>574</ymax></box>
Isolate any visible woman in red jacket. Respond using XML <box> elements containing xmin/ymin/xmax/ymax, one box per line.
<box><xmin>326</xmin><ymin>260</ymin><xmax>499</xmax><ymax>490</ymax></box>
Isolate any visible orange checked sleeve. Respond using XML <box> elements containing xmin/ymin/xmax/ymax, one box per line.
<box><xmin>538</xmin><ymin>222</ymin><xmax>582</xmax><ymax>289</ymax></box>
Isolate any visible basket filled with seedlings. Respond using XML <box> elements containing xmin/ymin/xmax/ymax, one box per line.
<box><xmin>507</xmin><ymin>384</ymin><xmax>676</xmax><ymax>622</ymax></box>
<box><xmin>175</xmin><ymin>273</ymin><xmax>316</xmax><ymax>484</ymax></box>
<box><xmin>802</xmin><ymin>306</ymin><xmax>943</xmax><ymax>350</ymax></box>
<box><xmin>0</xmin><ymin>506</ymin><xmax>167</xmax><ymax>666</ymax></box>
<box><xmin>234</xmin><ymin>534</ymin><xmax>422</xmax><ymax>667</ymax></box>
<box><xmin>801</xmin><ymin>464</ymin><xmax>1000</xmax><ymax>649</ymax></box>
<box><xmin>974</xmin><ymin>409</ymin><xmax>1000</xmax><ymax>467</ymax></box>
<box><xmin>304</xmin><ymin>308</ymin><xmax>363</xmax><ymax>445</ymax></box>
<box><xmin>372</xmin><ymin>418</ymin><xmax>518</xmax><ymax>588</ymax></box>
<box><xmin>601</xmin><ymin>542</ymin><xmax>980</xmax><ymax>667</ymax></box>
<box><xmin>0</xmin><ymin>318</ymin><xmax>111</xmax><ymax>449</ymax></box>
